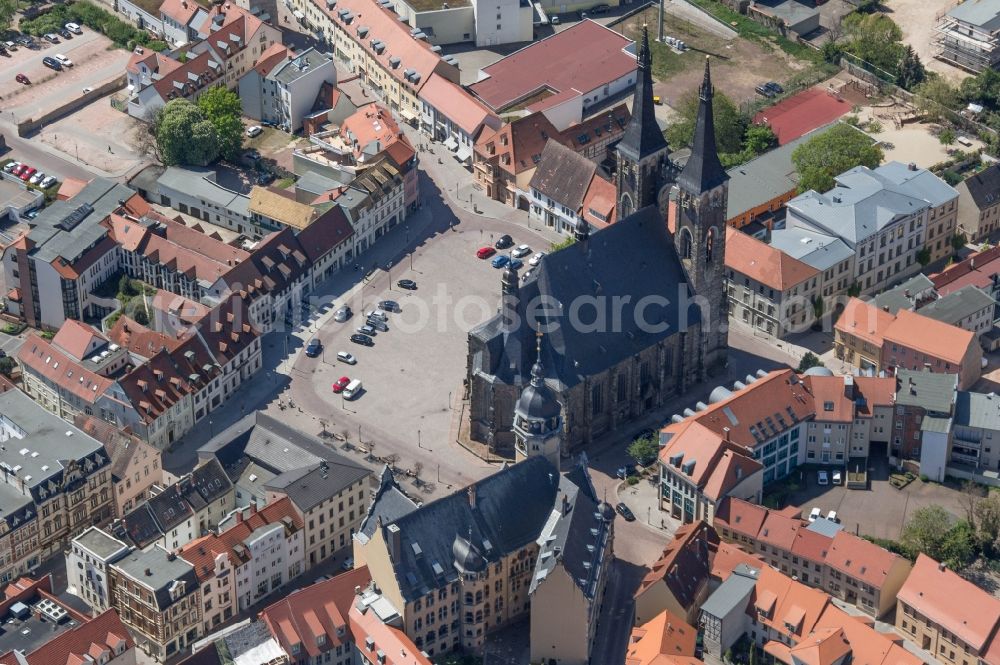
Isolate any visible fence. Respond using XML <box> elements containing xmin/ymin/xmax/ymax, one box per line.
<box><xmin>17</xmin><ymin>75</ymin><xmax>127</xmax><ymax>137</ymax></box>
<box><xmin>946</xmin><ymin>465</ymin><xmax>1000</xmax><ymax>488</ymax></box>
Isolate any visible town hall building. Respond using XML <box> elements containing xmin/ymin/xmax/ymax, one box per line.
<box><xmin>465</xmin><ymin>30</ymin><xmax>730</xmax><ymax>456</ymax></box>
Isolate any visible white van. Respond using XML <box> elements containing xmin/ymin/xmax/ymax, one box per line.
<box><xmin>343</xmin><ymin>379</ymin><xmax>363</xmax><ymax>399</ymax></box>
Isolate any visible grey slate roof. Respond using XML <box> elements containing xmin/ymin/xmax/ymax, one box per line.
<box><xmin>895</xmin><ymin>369</ymin><xmax>958</xmax><ymax>414</ymax></box>
<box><xmin>947</xmin><ymin>0</ymin><xmax>1000</xmax><ymax>32</ymax></box>
<box><xmin>470</xmin><ymin>206</ymin><xmax>698</xmax><ymax>390</ymax></box>
<box><xmin>369</xmin><ymin>457</ymin><xmax>565</xmax><ymax>602</ymax></box>
<box><xmin>805</xmin><ymin>517</ymin><xmax>844</xmax><ymax>538</ymax></box>
<box><xmin>528</xmin><ymin>141</ymin><xmax>597</xmax><ymax>211</ymax></box>
<box><xmin>0</xmin><ymin>390</ymin><xmax>108</xmax><ymax>496</ymax></box>
<box><xmin>616</xmin><ymin>26</ymin><xmax>668</xmax><ymax>163</ymax></box>
<box><xmin>264</xmin><ymin>459</ymin><xmax>370</xmax><ymax>512</ymax></box>
<box><xmin>725</xmin><ymin>125</ymin><xmax>825</xmax><ymax>220</ymax></box>
<box><xmin>768</xmin><ymin>227</ymin><xmax>854</xmax><ymax>272</ymax></box>
<box><xmin>157</xmin><ymin>167</ymin><xmax>251</xmax><ymax>217</ymax></box>
<box><xmin>295</xmin><ymin>170</ymin><xmax>345</xmax><ymax>197</ymax></box>
<box><xmin>919</xmin><ymin>285</ymin><xmax>996</xmax><ymax>326</ymax></box>
<box><xmin>357</xmin><ymin>466</ymin><xmax>418</xmax><ymax>542</ymax></box>
<box><xmin>243</xmin><ymin>413</ymin><xmax>331</xmax><ymax>473</ymax></box>
<box><xmin>960</xmin><ymin>164</ymin><xmax>1000</xmax><ymax>211</ymax></box>
<box><xmin>26</xmin><ymin>177</ymin><xmax>134</xmax><ymax>264</ymax></box>
<box><xmin>921</xmin><ymin>415</ymin><xmax>953</xmax><ymax>433</ymax></box>
<box><xmin>114</xmin><ymin>545</ymin><xmax>198</xmax><ymax>609</ymax></box>
<box><xmin>872</xmin><ymin>274</ymin><xmax>936</xmax><ymax>314</ymax></box>
<box><xmin>529</xmin><ymin>462</ymin><xmax>612</xmax><ymax>600</ymax></box>
<box><xmin>876</xmin><ymin>161</ymin><xmax>958</xmax><ymax>208</ymax></box>
<box><xmin>699</xmin><ymin>563</ymin><xmax>758</xmax><ymax>618</ymax></box>
<box><xmin>954</xmin><ymin>390</ymin><xmax>1000</xmax><ymax>431</ymax></box>
<box><xmin>677</xmin><ymin>59</ymin><xmax>728</xmax><ymax>195</ymax></box>
<box><xmin>787</xmin><ymin>166</ymin><xmax>928</xmax><ymax>246</ymax></box>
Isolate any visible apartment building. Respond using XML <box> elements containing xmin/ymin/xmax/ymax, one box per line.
<box><xmin>896</xmin><ymin>554</ymin><xmax>1000</xmax><ymax>665</ymax></box>
<box><xmin>932</xmin><ymin>245</ymin><xmax>1000</xmax><ymax>320</ymax></box>
<box><xmin>474</xmin><ymin>108</ymin><xmax>628</xmax><ymax>209</ymax></box>
<box><xmin>934</xmin><ymin>0</ymin><xmax>1000</xmax><ymax>73</ymax></box>
<box><xmin>0</xmin><ymin>390</ymin><xmax>114</xmax><ymax>581</ymax></box>
<box><xmin>784</xmin><ymin>162</ymin><xmax>957</xmax><ymax>297</ymax></box>
<box><xmin>916</xmin><ymin>284</ymin><xmax>996</xmax><ymax>338</ymax></box>
<box><xmin>952</xmin><ymin>389</ymin><xmax>1000</xmax><ymax>472</ymax></box>
<box><xmin>633</xmin><ymin>522</ymin><xmax>718</xmax><ymax>626</ymax></box>
<box><xmin>74</xmin><ymin>416</ymin><xmax>165</xmax><ymax>518</ymax></box>
<box><xmin>527</xmin><ymin>140</ymin><xmax>617</xmax><ymax>235</ymax></box>
<box><xmin>118</xmin><ymin>458</ymin><xmax>234</xmax><ymax>551</ymax></box>
<box><xmin>699</xmin><ymin>563</ymin><xmax>922</xmax><ymax>665</ymax></box>
<box><xmin>802</xmin><ymin>372</ymin><xmax>894</xmax><ymax>465</ymax></box>
<box><xmin>725</xmin><ymin>227</ymin><xmax>821</xmax><ymax>338</ymax></box>
<box><xmin>0</xmin><ymin>575</ymin><xmax>136</xmax><ymax>665</ymax></box>
<box><xmin>714</xmin><ymin>498</ymin><xmax>912</xmax><ymax>618</ymax></box>
<box><xmin>658</xmin><ymin>421</ymin><xmax>764</xmax><ymax>524</ymax></box>
<box><xmin>418</xmin><ymin>72</ymin><xmax>499</xmax><ymax>158</ymax></box>
<box><xmin>239</xmin><ymin>47</ymin><xmax>337</xmax><ymax>132</ymax></box>
<box><xmin>892</xmin><ymin>369</ymin><xmax>958</xmax><ymax>479</ymax></box>
<box><xmin>110</xmin><ymin>545</ymin><xmax>203</xmax><ymax>661</ymax></box>
<box><xmin>834</xmin><ymin>297</ymin><xmax>984</xmax><ymax>388</ymax></box>
<box><xmin>125</xmin><ymin>2</ymin><xmax>282</xmax><ymax>119</ymax></box>
<box><xmin>626</xmin><ymin>609</ymin><xmax>699</xmax><ymax>665</ymax></box>
<box><xmin>353</xmin><ymin>457</ymin><xmax>612</xmax><ymax>661</ymax></box>
<box><xmin>66</xmin><ymin>526</ymin><xmax>132</xmax><ymax>613</ymax></box>
<box><xmin>291</xmin><ymin>0</ymin><xmax>461</xmax><ymax>120</ymax></box>
<box><xmin>135</xmin><ymin>166</ymin><xmax>255</xmax><ymax>237</ymax></box>
<box><xmin>263</xmin><ymin>459</ymin><xmax>370</xmax><ymax>568</ymax></box>
<box><xmin>957</xmin><ymin>163</ymin><xmax>1000</xmax><ymax>242</ymax></box>
<box><xmin>0</xmin><ymin>179</ymin><xmax>141</xmax><ymax>329</ymax></box>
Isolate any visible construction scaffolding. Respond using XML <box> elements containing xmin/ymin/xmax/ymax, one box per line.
<box><xmin>933</xmin><ymin>7</ymin><xmax>1000</xmax><ymax>73</ymax></box>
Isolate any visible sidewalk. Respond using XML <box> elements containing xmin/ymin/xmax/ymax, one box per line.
<box><xmin>616</xmin><ymin>474</ymin><xmax>683</xmax><ymax>537</ymax></box>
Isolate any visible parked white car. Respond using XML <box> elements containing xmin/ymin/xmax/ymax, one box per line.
<box><xmin>512</xmin><ymin>244</ymin><xmax>532</xmax><ymax>258</ymax></box>
<box><xmin>54</xmin><ymin>54</ymin><xmax>73</xmax><ymax>67</ymax></box>
<box><xmin>39</xmin><ymin>176</ymin><xmax>57</xmax><ymax>189</ymax></box>
<box><xmin>29</xmin><ymin>171</ymin><xmax>45</xmax><ymax>185</ymax></box>
<box><xmin>808</xmin><ymin>507</ymin><xmax>821</xmax><ymax>523</ymax></box>
<box><xmin>832</xmin><ymin>470</ymin><xmax>842</xmax><ymax>485</ymax></box>
<box><xmin>65</xmin><ymin>22</ymin><xmax>83</xmax><ymax>34</ymax></box>
<box><xmin>246</xmin><ymin>125</ymin><xmax>263</xmax><ymax>137</ymax></box>
<box><xmin>529</xmin><ymin>251</ymin><xmax>546</xmax><ymax>266</ymax></box>
<box><xmin>826</xmin><ymin>510</ymin><xmax>839</xmax><ymax>523</ymax></box>
<box><xmin>817</xmin><ymin>470</ymin><xmax>829</xmax><ymax>485</ymax></box>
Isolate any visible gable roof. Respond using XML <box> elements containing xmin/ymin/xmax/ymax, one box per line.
<box><xmin>249</xmin><ymin>187</ymin><xmax>318</xmax><ymax>230</ymax></box>
<box><xmin>419</xmin><ymin>73</ymin><xmax>496</xmax><ymax>135</ymax></box>
<box><xmin>658</xmin><ymin>421</ymin><xmax>762</xmax><ymax>500</ymax></box>
<box><xmin>52</xmin><ymin>319</ymin><xmax>109</xmax><ymax>361</ymax></box>
<box><xmin>528</xmin><ymin>141</ymin><xmax>598</xmax><ymax>210</ymax></box>
<box><xmin>834</xmin><ymin>297</ymin><xmax>894</xmax><ymax>348</ymax></box>
<box><xmin>960</xmin><ymin>162</ymin><xmax>1000</xmax><ymax>210</ymax></box>
<box><xmin>0</xmin><ymin>608</ymin><xmax>134</xmax><ymax>665</ymax></box>
<box><xmin>265</xmin><ymin>460</ymin><xmax>370</xmax><ymax>512</ymax></box>
<box><xmin>883</xmin><ymin>308</ymin><xmax>977</xmax><ymax>365</ymax></box>
<box><xmin>635</xmin><ymin>521</ymin><xmax>716</xmax><ymax>612</ymax></box>
<box><xmin>725</xmin><ymin>227</ymin><xmax>818</xmax><ymax>291</ymax></box>
<box><xmin>626</xmin><ymin>609</ymin><xmax>698</xmax><ymax>665</ymax></box>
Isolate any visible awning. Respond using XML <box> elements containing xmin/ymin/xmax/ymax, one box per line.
<box><xmin>400</xmin><ymin>108</ymin><xmax>418</xmax><ymax>122</ymax></box>
<box><xmin>443</xmin><ymin>136</ymin><xmax>458</xmax><ymax>151</ymax></box>
<box><xmin>455</xmin><ymin>144</ymin><xmax>473</xmax><ymax>163</ymax></box>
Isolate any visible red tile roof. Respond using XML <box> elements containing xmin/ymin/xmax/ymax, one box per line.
<box><xmin>261</xmin><ymin>566</ymin><xmax>373</xmax><ymax>658</ymax></box>
<box><xmin>52</xmin><ymin>319</ymin><xmax>109</xmax><ymax>361</ymax></box>
<box><xmin>0</xmin><ymin>608</ymin><xmax>133</xmax><ymax>665</ymax></box>
<box><xmin>753</xmin><ymin>88</ymin><xmax>852</xmax><ymax>145</ymax></box>
<box><xmin>348</xmin><ymin>600</ymin><xmax>431</xmax><ymax>665</ymax></box>
<box><xmin>635</xmin><ymin>521</ymin><xmax>716</xmax><ymax>612</ymax></box>
<box><xmin>659</xmin><ymin>421</ymin><xmax>762</xmax><ymax>501</ymax></box>
<box><xmin>253</xmin><ymin>43</ymin><xmax>293</xmax><ymax>77</ymax></box>
<box><xmin>715</xmin><ymin>497</ymin><xmax>768</xmax><ymax>539</ymax></box>
<box><xmin>107</xmin><ymin>316</ymin><xmax>184</xmax><ymax>359</ymax></box>
<box><xmin>883</xmin><ymin>308</ymin><xmax>977</xmax><ymax>366</ymax></box>
<box><xmin>711</xmin><ymin>542</ymin><xmax>763</xmax><ymax>580</ymax></box>
<box><xmin>469</xmin><ymin>20</ymin><xmax>635</xmax><ymax>114</ymax></box>
<box><xmin>419</xmin><ymin>73</ymin><xmax>497</xmax><ymax>136</ymax></box>
<box><xmin>17</xmin><ymin>333</ymin><xmax>113</xmax><ymax>404</ymax></box>
<box><xmin>824</xmin><ymin>530</ymin><xmax>908</xmax><ymax>588</ymax></box>
<box><xmin>930</xmin><ymin>244</ymin><xmax>1000</xmax><ymax>296</ymax></box>
<box><xmin>626</xmin><ymin>609</ymin><xmax>698</xmax><ymax>665</ymax></box>
<box><xmin>159</xmin><ymin>0</ymin><xmax>201</xmax><ymax>27</ymax></box>
<box><xmin>897</xmin><ymin>554</ymin><xmax>1000</xmax><ymax>654</ymax></box>
<box><xmin>835</xmin><ymin>297</ymin><xmax>894</xmax><ymax>349</ymax></box>
<box><xmin>801</xmin><ymin>375</ymin><xmax>855</xmax><ymax>423</ymax></box>
<box><xmin>726</xmin><ymin>227</ymin><xmax>818</xmax><ymax>291</ymax></box>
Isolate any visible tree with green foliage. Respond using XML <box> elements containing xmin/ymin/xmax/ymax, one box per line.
<box><xmin>0</xmin><ymin>0</ymin><xmax>16</xmax><ymax>34</ymax></box>
<box><xmin>791</xmin><ymin>123</ymin><xmax>883</xmax><ymax>193</ymax></box>
<box><xmin>901</xmin><ymin>505</ymin><xmax>954</xmax><ymax>562</ymax></box>
<box><xmin>842</xmin><ymin>12</ymin><xmax>904</xmax><ymax>75</ymax></box>
<box><xmin>896</xmin><ymin>45</ymin><xmax>926</xmax><ymax>90</ymax></box>
<box><xmin>820</xmin><ymin>39</ymin><xmax>844</xmax><ymax>65</ymax></box>
<box><xmin>155</xmin><ymin>99</ymin><xmax>220</xmax><ymax>166</ymax></box>
<box><xmin>915</xmin><ymin>76</ymin><xmax>961</xmax><ymax>122</ymax></box>
<box><xmin>197</xmin><ymin>86</ymin><xmax>244</xmax><ymax>161</ymax></box>
<box><xmin>627</xmin><ymin>435</ymin><xmax>660</xmax><ymax>467</ymax></box>
<box><xmin>666</xmin><ymin>90</ymin><xmax>744</xmax><ymax>155</ymax></box>
<box><xmin>796</xmin><ymin>352</ymin><xmax>823</xmax><ymax>373</ymax></box>
<box><xmin>743</xmin><ymin>124</ymin><xmax>778</xmax><ymax>156</ymax></box>
<box><xmin>939</xmin><ymin>128</ymin><xmax>957</xmax><ymax>145</ymax></box>
<box><xmin>0</xmin><ymin>357</ymin><xmax>15</xmax><ymax>378</ymax></box>
<box><xmin>550</xmin><ymin>235</ymin><xmax>577</xmax><ymax>251</ymax></box>
<box><xmin>916</xmin><ymin>247</ymin><xmax>932</xmax><ymax>266</ymax></box>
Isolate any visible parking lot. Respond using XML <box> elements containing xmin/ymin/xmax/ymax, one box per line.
<box><xmin>290</xmin><ymin>218</ymin><xmax>555</xmax><ymax>462</ymax></box>
<box><xmin>0</xmin><ymin>29</ymin><xmax>130</xmax><ymax>123</ymax></box>
<box><xmin>786</xmin><ymin>462</ymin><xmax>969</xmax><ymax>541</ymax></box>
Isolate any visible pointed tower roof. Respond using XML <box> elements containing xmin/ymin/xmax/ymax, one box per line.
<box><xmin>677</xmin><ymin>57</ymin><xmax>728</xmax><ymax>194</ymax></box>
<box><xmin>616</xmin><ymin>24</ymin><xmax>668</xmax><ymax>162</ymax></box>
<box><xmin>516</xmin><ymin>334</ymin><xmax>561</xmax><ymax>420</ymax></box>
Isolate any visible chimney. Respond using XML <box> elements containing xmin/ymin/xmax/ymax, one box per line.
<box><xmin>908</xmin><ymin>162</ymin><xmax>917</xmax><ymax>171</ymax></box>
<box><xmin>387</xmin><ymin>523</ymin><xmax>401</xmax><ymax>560</ymax></box>
<box><xmin>971</xmin><ymin>257</ymin><xmax>976</xmax><ymax>270</ymax></box>
<box><xmin>144</xmin><ymin>568</ymin><xmax>152</xmax><ymax>576</ymax></box>
<box><xmin>467</xmin><ymin>485</ymin><xmax>477</xmax><ymax>509</ymax></box>
<box><xmin>938</xmin><ymin>561</ymin><xmax>946</xmax><ymax>572</ymax></box>
<box><xmin>723</xmin><ymin>426</ymin><xmax>731</xmax><ymax>442</ymax></box>
<box><xmin>250</xmin><ymin>502</ymin><xmax>258</xmax><ymax>515</ymax></box>
<box><xmin>236</xmin><ymin>509</ymin><xmax>244</xmax><ymax>524</ymax></box>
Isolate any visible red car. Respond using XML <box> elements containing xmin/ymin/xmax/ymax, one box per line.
<box><xmin>12</xmin><ymin>164</ymin><xmax>28</xmax><ymax>177</ymax></box>
<box><xmin>15</xmin><ymin>74</ymin><xmax>30</xmax><ymax>85</ymax></box>
<box><xmin>476</xmin><ymin>246</ymin><xmax>496</xmax><ymax>259</ymax></box>
<box><xmin>20</xmin><ymin>167</ymin><xmax>36</xmax><ymax>181</ymax></box>
<box><xmin>332</xmin><ymin>376</ymin><xmax>351</xmax><ymax>393</ymax></box>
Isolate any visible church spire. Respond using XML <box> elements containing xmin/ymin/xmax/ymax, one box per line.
<box><xmin>677</xmin><ymin>57</ymin><xmax>728</xmax><ymax>194</ymax></box>
<box><xmin>615</xmin><ymin>24</ymin><xmax>668</xmax><ymax>162</ymax></box>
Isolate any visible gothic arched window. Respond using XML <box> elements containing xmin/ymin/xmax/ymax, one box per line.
<box><xmin>620</xmin><ymin>193</ymin><xmax>634</xmax><ymax>218</ymax></box>
<box><xmin>680</xmin><ymin>228</ymin><xmax>693</xmax><ymax>260</ymax></box>
<box><xmin>706</xmin><ymin>227</ymin><xmax>716</xmax><ymax>262</ymax></box>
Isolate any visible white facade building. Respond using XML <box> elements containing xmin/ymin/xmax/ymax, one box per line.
<box><xmin>66</xmin><ymin>527</ymin><xmax>132</xmax><ymax>613</ymax></box>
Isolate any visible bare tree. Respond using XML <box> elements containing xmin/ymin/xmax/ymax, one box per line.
<box><xmin>413</xmin><ymin>462</ymin><xmax>424</xmax><ymax>485</ymax></box>
<box><xmin>960</xmin><ymin>480</ymin><xmax>985</xmax><ymax>529</ymax></box>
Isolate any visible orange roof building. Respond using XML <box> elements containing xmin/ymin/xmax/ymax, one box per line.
<box><xmin>635</xmin><ymin>522</ymin><xmax>718</xmax><ymax>626</ymax></box>
<box><xmin>882</xmin><ymin>308</ymin><xmax>983</xmax><ymax>389</ymax></box>
<box><xmin>895</xmin><ymin>554</ymin><xmax>1000</xmax><ymax>665</ymax></box>
<box><xmin>626</xmin><ymin>609</ymin><xmax>700</xmax><ymax>665</ymax></box>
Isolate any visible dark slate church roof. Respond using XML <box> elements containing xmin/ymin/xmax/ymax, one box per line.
<box><xmin>370</xmin><ymin>457</ymin><xmax>565</xmax><ymax>602</ymax></box>
<box><xmin>470</xmin><ymin>205</ymin><xmax>699</xmax><ymax>391</ymax></box>
<box><xmin>358</xmin><ymin>466</ymin><xmax>419</xmax><ymax>541</ymax></box>
<box><xmin>616</xmin><ymin>25</ymin><xmax>668</xmax><ymax>162</ymax></box>
<box><xmin>676</xmin><ymin>58</ymin><xmax>729</xmax><ymax>195</ymax></box>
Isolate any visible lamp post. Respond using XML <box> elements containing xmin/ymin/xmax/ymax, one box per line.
<box><xmin>417</xmin><ymin>429</ymin><xmax>423</xmax><ymax>449</ymax></box>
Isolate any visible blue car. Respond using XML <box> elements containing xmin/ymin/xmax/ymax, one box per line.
<box><xmin>491</xmin><ymin>254</ymin><xmax>510</xmax><ymax>269</ymax></box>
<box><xmin>509</xmin><ymin>258</ymin><xmax>524</xmax><ymax>270</ymax></box>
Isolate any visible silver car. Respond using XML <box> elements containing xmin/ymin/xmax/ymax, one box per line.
<box><xmin>333</xmin><ymin>306</ymin><xmax>352</xmax><ymax>322</ymax></box>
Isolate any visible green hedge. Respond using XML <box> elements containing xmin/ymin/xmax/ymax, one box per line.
<box><xmin>20</xmin><ymin>1</ymin><xmax>157</xmax><ymax>50</ymax></box>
